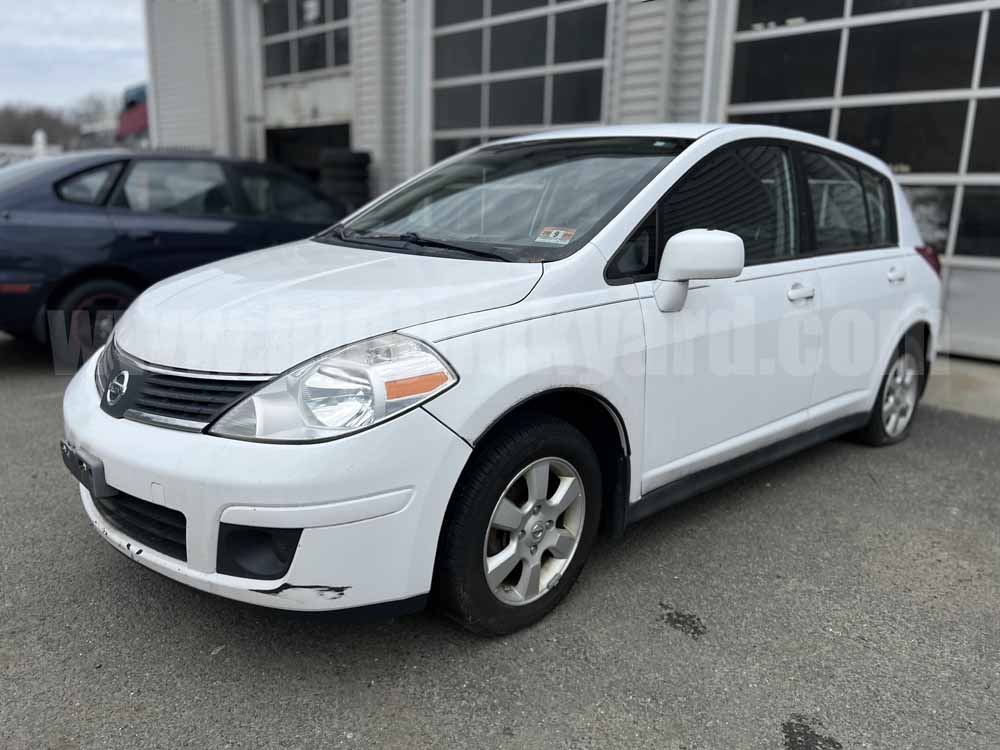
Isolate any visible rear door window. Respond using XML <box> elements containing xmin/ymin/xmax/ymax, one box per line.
<box><xmin>56</xmin><ymin>163</ymin><xmax>122</xmax><ymax>204</ymax></box>
<box><xmin>800</xmin><ymin>150</ymin><xmax>870</xmax><ymax>251</ymax></box>
<box><xmin>112</xmin><ymin>160</ymin><xmax>236</xmax><ymax>217</ymax></box>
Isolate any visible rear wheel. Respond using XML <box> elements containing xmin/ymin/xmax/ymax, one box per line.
<box><xmin>856</xmin><ymin>333</ymin><xmax>925</xmax><ymax>446</ymax></box>
<box><xmin>436</xmin><ymin>415</ymin><xmax>601</xmax><ymax>636</ymax></box>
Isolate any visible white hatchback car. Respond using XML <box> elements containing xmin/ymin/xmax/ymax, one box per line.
<box><xmin>63</xmin><ymin>124</ymin><xmax>941</xmax><ymax>635</ymax></box>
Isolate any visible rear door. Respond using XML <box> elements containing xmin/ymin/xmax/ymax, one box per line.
<box><xmin>798</xmin><ymin>149</ymin><xmax>909</xmax><ymax>424</ymax></box>
<box><xmin>106</xmin><ymin>159</ymin><xmax>268</xmax><ymax>281</ymax></box>
<box><xmin>229</xmin><ymin>165</ymin><xmax>346</xmax><ymax>246</ymax></box>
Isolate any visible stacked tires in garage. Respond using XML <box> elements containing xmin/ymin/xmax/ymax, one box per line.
<box><xmin>320</xmin><ymin>149</ymin><xmax>371</xmax><ymax>214</ymax></box>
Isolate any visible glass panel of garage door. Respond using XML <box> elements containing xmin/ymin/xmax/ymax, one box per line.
<box><xmin>731</xmin><ymin>31</ymin><xmax>840</xmax><ymax>103</ymax></box>
<box><xmin>639</xmin><ymin>144</ymin><xmax>819</xmax><ymax>492</ymax></box>
<box><xmin>957</xmin><ymin>187</ymin><xmax>1000</xmax><ymax>258</ymax></box>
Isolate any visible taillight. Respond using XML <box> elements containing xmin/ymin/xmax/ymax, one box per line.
<box><xmin>915</xmin><ymin>245</ymin><xmax>941</xmax><ymax>277</ymax></box>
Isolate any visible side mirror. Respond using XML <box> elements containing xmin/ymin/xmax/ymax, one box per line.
<box><xmin>653</xmin><ymin>229</ymin><xmax>745</xmax><ymax>312</ymax></box>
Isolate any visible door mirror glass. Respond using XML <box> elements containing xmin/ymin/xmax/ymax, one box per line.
<box><xmin>654</xmin><ymin>229</ymin><xmax>744</xmax><ymax>312</ymax></box>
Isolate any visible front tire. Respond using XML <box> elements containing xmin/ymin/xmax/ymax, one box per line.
<box><xmin>437</xmin><ymin>414</ymin><xmax>602</xmax><ymax>636</ymax></box>
<box><xmin>855</xmin><ymin>333</ymin><xmax>925</xmax><ymax>446</ymax></box>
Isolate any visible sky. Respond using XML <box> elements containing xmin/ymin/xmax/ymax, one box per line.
<box><xmin>0</xmin><ymin>0</ymin><xmax>147</xmax><ymax>110</ymax></box>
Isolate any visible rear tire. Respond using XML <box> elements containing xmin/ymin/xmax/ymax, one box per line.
<box><xmin>436</xmin><ymin>414</ymin><xmax>602</xmax><ymax>636</ymax></box>
<box><xmin>855</xmin><ymin>333</ymin><xmax>926</xmax><ymax>446</ymax></box>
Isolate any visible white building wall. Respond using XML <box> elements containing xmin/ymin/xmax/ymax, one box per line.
<box><xmin>350</xmin><ymin>0</ymin><xmax>388</xmax><ymax>189</ymax></box>
<box><xmin>144</xmin><ymin>0</ymin><xmax>232</xmax><ymax>153</ymax></box>
<box><xmin>670</xmin><ymin>0</ymin><xmax>711</xmax><ymax>122</ymax></box>
<box><xmin>349</xmin><ymin>0</ymin><xmax>412</xmax><ymax>193</ymax></box>
<box><xmin>228</xmin><ymin>1</ymin><xmax>266</xmax><ymax>160</ymax></box>
<box><xmin>607</xmin><ymin>0</ymin><xmax>718</xmax><ymax>124</ymax></box>
<box><xmin>381</xmin><ymin>0</ymin><xmax>410</xmax><ymax>190</ymax></box>
<box><xmin>610</xmin><ymin>0</ymin><xmax>673</xmax><ymax>123</ymax></box>
<box><xmin>262</xmin><ymin>76</ymin><xmax>354</xmax><ymax>129</ymax></box>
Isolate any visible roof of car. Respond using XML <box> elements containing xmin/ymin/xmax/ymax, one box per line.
<box><xmin>497</xmin><ymin>123</ymin><xmax>726</xmax><ymax>144</ymax></box>
<box><xmin>489</xmin><ymin>123</ymin><xmax>895</xmax><ymax>177</ymax></box>
<box><xmin>65</xmin><ymin>148</ymin><xmax>266</xmax><ymax>165</ymax></box>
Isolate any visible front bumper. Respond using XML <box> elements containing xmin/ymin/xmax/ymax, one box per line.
<box><xmin>63</xmin><ymin>354</ymin><xmax>471</xmax><ymax>611</ymax></box>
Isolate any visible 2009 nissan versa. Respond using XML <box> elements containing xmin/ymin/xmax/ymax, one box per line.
<box><xmin>62</xmin><ymin>124</ymin><xmax>941</xmax><ymax>635</ymax></box>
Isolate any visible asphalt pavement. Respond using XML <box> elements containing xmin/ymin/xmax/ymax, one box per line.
<box><xmin>2</xmin><ymin>333</ymin><xmax>998</xmax><ymax>749</ymax></box>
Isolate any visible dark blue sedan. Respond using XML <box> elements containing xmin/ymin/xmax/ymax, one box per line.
<box><xmin>0</xmin><ymin>150</ymin><xmax>347</xmax><ymax>353</ymax></box>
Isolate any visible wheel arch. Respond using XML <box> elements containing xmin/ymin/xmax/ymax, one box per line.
<box><xmin>905</xmin><ymin>319</ymin><xmax>933</xmax><ymax>396</ymax></box>
<box><xmin>869</xmin><ymin>318</ymin><xmax>934</xmax><ymax>408</ymax></box>
<box><xmin>447</xmin><ymin>387</ymin><xmax>633</xmax><ymax>542</ymax></box>
<box><xmin>33</xmin><ymin>265</ymin><xmax>147</xmax><ymax>341</ymax></box>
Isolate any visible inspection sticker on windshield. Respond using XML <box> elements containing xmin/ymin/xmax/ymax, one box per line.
<box><xmin>535</xmin><ymin>227</ymin><xmax>577</xmax><ymax>245</ymax></box>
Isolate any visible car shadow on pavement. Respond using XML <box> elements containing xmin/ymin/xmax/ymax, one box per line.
<box><xmin>0</xmin><ymin>332</ymin><xmax>59</xmax><ymax>376</ymax></box>
<box><xmin>108</xmin><ymin>435</ymin><xmax>841</xmax><ymax>657</ymax></box>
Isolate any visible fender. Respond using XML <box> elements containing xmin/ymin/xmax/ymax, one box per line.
<box><xmin>422</xmin><ymin>298</ymin><xmax>647</xmax><ymax>506</ymax></box>
<box><xmin>864</xmin><ymin>302</ymin><xmax>938</xmax><ymax>412</ymax></box>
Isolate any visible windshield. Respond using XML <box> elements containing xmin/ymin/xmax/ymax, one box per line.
<box><xmin>321</xmin><ymin>137</ymin><xmax>689</xmax><ymax>262</ymax></box>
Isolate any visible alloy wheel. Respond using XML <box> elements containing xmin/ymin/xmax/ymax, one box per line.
<box><xmin>482</xmin><ymin>457</ymin><xmax>586</xmax><ymax>606</ymax></box>
<box><xmin>882</xmin><ymin>351</ymin><xmax>920</xmax><ymax>437</ymax></box>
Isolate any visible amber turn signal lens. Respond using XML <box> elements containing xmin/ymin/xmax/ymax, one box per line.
<box><xmin>385</xmin><ymin>371</ymin><xmax>450</xmax><ymax>401</ymax></box>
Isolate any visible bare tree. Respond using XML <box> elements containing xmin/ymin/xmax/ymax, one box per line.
<box><xmin>0</xmin><ymin>104</ymin><xmax>79</xmax><ymax>146</ymax></box>
<box><xmin>70</xmin><ymin>92</ymin><xmax>121</xmax><ymax>127</ymax></box>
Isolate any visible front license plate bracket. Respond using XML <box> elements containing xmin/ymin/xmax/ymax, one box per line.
<box><xmin>60</xmin><ymin>441</ymin><xmax>116</xmax><ymax>499</ymax></box>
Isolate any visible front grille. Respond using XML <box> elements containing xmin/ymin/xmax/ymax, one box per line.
<box><xmin>132</xmin><ymin>372</ymin><xmax>260</xmax><ymax>425</ymax></box>
<box><xmin>99</xmin><ymin>342</ymin><xmax>270</xmax><ymax>431</ymax></box>
<box><xmin>94</xmin><ymin>492</ymin><xmax>188</xmax><ymax>561</ymax></box>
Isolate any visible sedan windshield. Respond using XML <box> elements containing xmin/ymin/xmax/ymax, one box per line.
<box><xmin>321</xmin><ymin>137</ymin><xmax>689</xmax><ymax>262</ymax></box>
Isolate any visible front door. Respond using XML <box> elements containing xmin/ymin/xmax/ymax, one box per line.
<box><xmin>635</xmin><ymin>142</ymin><xmax>822</xmax><ymax>492</ymax></box>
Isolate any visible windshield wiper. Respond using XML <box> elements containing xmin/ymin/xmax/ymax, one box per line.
<box><xmin>320</xmin><ymin>224</ymin><xmax>351</xmax><ymax>241</ymax></box>
<box><xmin>367</xmin><ymin>231</ymin><xmax>511</xmax><ymax>262</ymax></box>
<box><xmin>323</xmin><ymin>227</ymin><xmax>511</xmax><ymax>262</ymax></box>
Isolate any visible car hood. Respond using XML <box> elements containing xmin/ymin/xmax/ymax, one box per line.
<box><xmin>114</xmin><ymin>239</ymin><xmax>542</xmax><ymax>373</ymax></box>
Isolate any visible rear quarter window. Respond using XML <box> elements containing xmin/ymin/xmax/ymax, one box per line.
<box><xmin>860</xmin><ymin>167</ymin><xmax>897</xmax><ymax>246</ymax></box>
<box><xmin>56</xmin><ymin>163</ymin><xmax>123</xmax><ymax>205</ymax></box>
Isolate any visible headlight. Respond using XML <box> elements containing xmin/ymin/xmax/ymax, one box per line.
<box><xmin>208</xmin><ymin>333</ymin><xmax>457</xmax><ymax>443</ymax></box>
<box><xmin>94</xmin><ymin>341</ymin><xmax>115</xmax><ymax>395</ymax></box>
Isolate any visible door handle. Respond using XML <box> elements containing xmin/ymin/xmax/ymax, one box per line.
<box><xmin>787</xmin><ymin>283</ymin><xmax>816</xmax><ymax>302</ymax></box>
<box><xmin>127</xmin><ymin>230</ymin><xmax>156</xmax><ymax>241</ymax></box>
<box><xmin>887</xmin><ymin>266</ymin><xmax>907</xmax><ymax>284</ymax></box>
